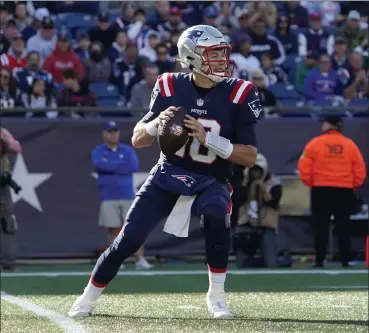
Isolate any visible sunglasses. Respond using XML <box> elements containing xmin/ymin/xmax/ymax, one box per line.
<box><xmin>0</xmin><ymin>74</ymin><xmax>10</xmax><ymax>79</ymax></box>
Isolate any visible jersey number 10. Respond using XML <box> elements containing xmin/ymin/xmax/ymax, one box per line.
<box><xmin>175</xmin><ymin>119</ymin><xmax>221</xmax><ymax>164</ymax></box>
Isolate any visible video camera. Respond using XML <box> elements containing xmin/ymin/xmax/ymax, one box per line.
<box><xmin>0</xmin><ymin>172</ymin><xmax>22</xmax><ymax>194</ymax></box>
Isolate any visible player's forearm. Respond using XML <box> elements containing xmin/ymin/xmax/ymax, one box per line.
<box><xmin>131</xmin><ymin>121</ymin><xmax>157</xmax><ymax>148</ymax></box>
<box><xmin>227</xmin><ymin>144</ymin><xmax>257</xmax><ymax>167</ymax></box>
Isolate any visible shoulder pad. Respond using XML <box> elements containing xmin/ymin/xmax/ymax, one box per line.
<box><xmin>229</xmin><ymin>79</ymin><xmax>255</xmax><ymax>104</ymax></box>
<box><xmin>158</xmin><ymin>73</ymin><xmax>175</xmax><ymax>97</ymax></box>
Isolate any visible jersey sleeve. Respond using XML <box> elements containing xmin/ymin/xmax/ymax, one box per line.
<box><xmin>231</xmin><ymin>83</ymin><xmax>261</xmax><ymax>146</ymax></box>
<box><xmin>140</xmin><ymin>74</ymin><xmax>171</xmax><ymax>123</ymax></box>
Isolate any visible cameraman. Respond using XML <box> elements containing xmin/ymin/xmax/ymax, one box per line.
<box><xmin>234</xmin><ymin>154</ymin><xmax>283</xmax><ymax>268</ymax></box>
<box><xmin>0</xmin><ymin>127</ymin><xmax>22</xmax><ymax>271</ymax></box>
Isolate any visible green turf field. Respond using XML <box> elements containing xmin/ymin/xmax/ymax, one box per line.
<box><xmin>1</xmin><ymin>263</ymin><xmax>368</xmax><ymax>333</ymax></box>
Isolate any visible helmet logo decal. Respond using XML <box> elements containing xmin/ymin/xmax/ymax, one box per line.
<box><xmin>187</xmin><ymin>30</ymin><xmax>204</xmax><ymax>44</ymax></box>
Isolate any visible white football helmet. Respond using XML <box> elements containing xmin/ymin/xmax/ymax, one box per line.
<box><xmin>176</xmin><ymin>25</ymin><xmax>234</xmax><ymax>82</ymax></box>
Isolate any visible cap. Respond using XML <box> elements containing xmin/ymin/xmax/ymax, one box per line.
<box><xmin>6</xmin><ymin>19</ymin><xmax>17</xmax><ymax>28</ymax></box>
<box><xmin>41</xmin><ymin>17</ymin><xmax>54</xmax><ymax>29</ymax></box>
<box><xmin>323</xmin><ymin>114</ymin><xmax>343</xmax><ymax>127</ymax></box>
<box><xmin>309</xmin><ymin>13</ymin><xmax>321</xmax><ymax>20</ymax></box>
<box><xmin>204</xmin><ymin>6</ymin><xmax>217</xmax><ymax>18</ymax></box>
<box><xmin>0</xmin><ymin>2</ymin><xmax>8</xmax><ymax>11</ymax></box>
<box><xmin>98</xmin><ymin>11</ymin><xmax>109</xmax><ymax>22</ymax></box>
<box><xmin>237</xmin><ymin>33</ymin><xmax>251</xmax><ymax>45</ymax></box>
<box><xmin>334</xmin><ymin>36</ymin><xmax>347</xmax><ymax>45</ymax></box>
<box><xmin>77</xmin><ymin>31</ymin><xmax>89</xmax><ymax>40</ymax></box>
<box><xmin>306</xmin><ymin>50</ymin><xmax>319</xmax><ymax>60</ymax></box>
<box><xmin>348</xmin><ymin>10</ymin><xmax>360</xmax><ymax>20</ymax></box>
<box><xmin>104</xmin><ymin>121</ymin><xmax>119</xmax><ymax>131</ymax></box>
<box><xmin>34</xmin><ymin>7</ymin><xmax>50</xmax><ymax>21</ymax></box>
<box><xmin>169</xmin><ymin>7</ymin><xmax>181</xmax><ymax>16</ymax></box>
<box><xmin>57</xmin><ymin>30</ymin><xmax>71</xmax><ymax>41</ymax></box>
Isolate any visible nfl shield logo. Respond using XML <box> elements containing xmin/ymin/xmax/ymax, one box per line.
<box><xmin>170</xmin><ymin>124</ymin><xmax>183</xmax><ymax>136</ymax></box>
<box><xmin>197</xmin><ymin>98</ymin><xmax>204</xmax><ymax>107</ymax></box>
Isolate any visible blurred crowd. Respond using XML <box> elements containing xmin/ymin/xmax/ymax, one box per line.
<box><xmin>0</xmin><ymin>0</ymin><xmax>368</xmax><ymax>118</ymax></box>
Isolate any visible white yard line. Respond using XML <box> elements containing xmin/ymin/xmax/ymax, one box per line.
<box><xmin>0</xmin><ymin>269</ymin><xmax>367</xmax><ymax>278</ymax></box>
<box><xmin>1</xmin><ymin>291</ymin><xmax>89</xmax><ymax>333</ymax></box>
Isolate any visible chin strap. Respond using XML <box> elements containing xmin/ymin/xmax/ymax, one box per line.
<box><xmin>204</xmin><ymin>132</ymin><xmax>234</xmax><ymax>159</ymax></box>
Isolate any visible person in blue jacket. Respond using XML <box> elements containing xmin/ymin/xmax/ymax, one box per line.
<box><xmin>91</xmin><ymin>121</ymin><xmax>152</xmax><ymax>269</ymax></box>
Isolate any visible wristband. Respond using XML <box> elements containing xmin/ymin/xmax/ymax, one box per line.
<box><xmin>146</xmin><ymin>121</ymin><xmax>158</xmax><ymax>136</ymax></box>
<box><xmin>204</xmin><ymin>132</ymin><xmax>234</xmax><ymax>159</ymax></box>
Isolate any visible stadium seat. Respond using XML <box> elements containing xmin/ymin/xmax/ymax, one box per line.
<box><xmin>349</xmin><ymin>99</ymin><xmax>369</xmax><ymax>108</ymax></box>
<box><xmin>279</xmin><ymin>99</ymin><xmax>304</xmax><ymax>107</ymax></box>
<box><xmin>90</xmin><ymin>82</ymin><xmax>119</xmax><ymax>99</ymax></box>
<box><xmin>97</xmin><ymin>97</ymin><xmax>119</xmax><ymax>107</ymax></box>
<box><xmin>57</xmin><ymin>12</ymin><xmax>96</xmax><ymax>38</ymax></box>
<box><xmin>315</xmin><ymin>110</ymin><xmax>351</xmax><ymax>118</ymax></box>
<box><xmin>279</xmin><ymin>110</ymin><xmax>313</xmax><ymax>118</ymax></box>
<box><xmin>352</xmin><ymin>111</ymin><xmax>369</xmax><ymax>118</ymax></box>
<box><xmin>269</xmin><ymin>83</ymin><xmax>300</xmax><ymax>100</ymax></box>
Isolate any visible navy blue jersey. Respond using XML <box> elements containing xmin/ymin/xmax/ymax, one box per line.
<box><xmin>141</xmin><ymin>72</ymin><xmax>261</xmax><ymax>181</ymax></box>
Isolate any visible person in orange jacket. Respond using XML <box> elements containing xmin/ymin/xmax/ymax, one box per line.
<box><xmin>298</xmin><ymin>115</ymin><xmax>367</xmax><ymax>267</ymax></box>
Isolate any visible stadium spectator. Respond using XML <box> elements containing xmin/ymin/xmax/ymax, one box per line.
<box><xmin>0</xmin><ymin>67</ymin><xmax>24</xmax><ymax>116</ymax></box>
<box><xmin>13</xmin><ymin>51</ymin><xmax>54</xmax><ymax>93</ymax></box>
<box><xmin>154</xmin><ymin>43</ymin><xmax>175</xmax><ymax>74</ymax></box>
<box><xmin>235</xmin><ymin>153</ymin><xmax>282</xmax><ymax>268</ymax></box>
<box><xmin>139</xmin><ymin>30</ymin><xmax>160</xmax><ymax>62</ymax></box>
<box><xmin>170</xmin><ymin>1</ymin><xmax>202</xmax><ymax>27</ymax></box>
<box><xmin>251</xmin><ymin>69</ymin><xmax>278</xmax><ymax>117</ymax></box>
<box><xmin>91</xmin><ymin>120</ymin><xmax>152</xmax><ymax>270</ymax></box>
<box><xmin>9</xmin><ymin>1</ymin><xmax>32</xmax><ymax>32</ymax></box>
<box><xmin>296</xmin><ymin>50</ymin><xmax>318</xmax><ymax>92</ymax></box>
<box><xmin>249</xmin><ymin>19</ymin><xmax>286</xmax><ymax>65</ymax></box>
<box><xmin>301</xmin><ymin>1</ymin><xmax>341</xmax><ymax>27</ymax></box>
<box><xmin>107</xmin><ymin>30</ymin><xmax>127</xmax><ymax>64</ymax></box>
<box><xmin>55</xmin><ymin>1</ymin><xmax>99</xmax><ymax>14</ymax></box>
<box><xmin>21</xmin><ymin>7</ymin><xmax>50</xmax><ymax>41</ymax></box>
<box><xmin>231</xmin><ymin>7</ymin><xmax>250</xmax><ymax>35</ymax></box>
<box><xmin>331</xmin><ymin>37</ymin><xmax>349</xmax><ymax>71</ymax></box>
<box><xmin>0</xmin><ymin>33</ymin><xmax>27</xmax><ymax>71</ymax></box>
<box><xmin>213</xmin><ymin>1</ymin><xmax>238</xmax><ymax>31</ymax></box>
<box><xmin>74</xmin><ymin>33</ymin><xmax>90</xmax><ymax>62</ymax></box>
<box><xmin>112</xmin><ymin>41</ymin><xmax>149</xmax><ymax>106</ymax></box>
<box><xmin>84</xmin><ymin>41</ymin><xmax>111</xmax><ymax>83</ymax></box>
<box><xmin>0</xmin><ymin>2</ymin><xmax>8</xmax><ymax>34</ymax></box>
<box><xmin>158</xmin><ymin>6</ymin><xmax>187</xmax><ymax>41</ymax></box>
<box><xmin>303</xmin><ymin>54</ymin><xmax>343</xmax><ymax>101</ymax></box>
<box><xmin>42</xmin><ymin>30</ymin><xmax>84</xmax><ymax>85</ymax></box>
<box><xmin>272</xmin><ymin>15</ymin><xmax>304</xmax><ymax>56</ymax></box>
<box><xmin>26</xmin><ymin>17</ymin><xmax>56</xmax><ymax>62</ymax></box>
<box><xmin>246</xmin><ymin>1</ymin><xmax>277</xmax><ymax>29</ymax></box>
<box><xmin>343</xmin><ymin>52</ymin><xmax>369</xmax><ymax>100</ymax></box>
<box><xmin>337</xmin><ymin>11</ymin><xmax>368</xmax><ymax>53</ymax></box>
<box><xmin>21</xmin><ymin>76</ymin><xmax>57</xmax><ymax>118</ymax></box>
<box><xmin>0</xmin><ymin>20</ymin><xmax>18</xmax><ymax>55</ymax></box>
<box><xmin>230</xmin><ymin>34</ymin><xmax>261</xmax><ymax>80</ymax></box>
<box><xmin>88</xmin><ymin>12</ymin><xmax>117</xmax><ymax>53</ymax></box>
<box><xmin>146</xmin><ymin>0</ymin><xmax>170</xmax><ymax>31</ymax></box>
<box><xmin>114</xmin><ymin>2</ymin><xmax>137</xmax><ymax>31</ymax></box>
<box><xmin>202</xmin><ymin>6</ymin><xmax>217</xmax><ymax>26</ymax></box>
<box><xmin>299</xmin><ymin>13</ymin><xmax>335</xmax><ymax>56</ymax></box>
<box><xmin>166</xmin><ymin>29</ymin><xmax>181</xmax><ymax>58</ymax></box>
<box><xmin>298</xmin><ymin>115</ymin><xmax>366</xmax><ymax>267</ymax></box>
<box><xmin>57</xmin><ymin>69</ymin><xmax>96</xmax><ymax>117</ymax></box>
<box><xmin>283</xmin><ymin>1</ymin><xmax>309</xmax><ymax>29</ymax></box>
<box><xmin>130</xmin><ymin>64</ymin><xmax>159</xmax><ymax>110</ymax></box>
<box><xmin>260</xmin><ymin>53</ymin><xmax>289</xmax><ymax>86</ymax></box>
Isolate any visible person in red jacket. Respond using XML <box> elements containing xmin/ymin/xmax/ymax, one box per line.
<box><xmin>42</xmin><ymin>30</ymin><xmax>84</xmax><ymax>84</ymax></box>
<box><xmin>0</xmin><ymin>33</ymin><xmax>27</xmax><ymax>71</ymax></box>
<box><xmin>298</xmin><ymin>115</ymin><xmax>367</xmax><ymax>268</ymax></box>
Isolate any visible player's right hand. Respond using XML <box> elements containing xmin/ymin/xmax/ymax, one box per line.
<box><xmin>155</xmin><ymin>106</ymin><xmax>177</xmax><ymax>127</ymax></box>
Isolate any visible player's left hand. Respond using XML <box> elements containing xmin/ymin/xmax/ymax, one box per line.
<box><xmin>184</xmin><ymin>115</ymin><xmax>206</xmax><ymax>145</ymax></box>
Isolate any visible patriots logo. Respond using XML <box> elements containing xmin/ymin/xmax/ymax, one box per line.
<box><xmin>170</xmin><ymin>124</ymin><xmax>183</xmax><ymax>136</ymax></box>
<box><xmin>248</xmin><ymin>99</ymin><xmax>262</xmax><ymax>118</ymax></box>
<box><xmin>172</xmin><ymin>175</ymin><xmax>197</xmax><ymax>188</ymax></box>
<box><xmin>187</xmin><ymin>30</ymin><xmax>204</xmax><ymax>43</ymax></box>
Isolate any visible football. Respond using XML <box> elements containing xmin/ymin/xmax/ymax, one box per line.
<box><xmin>157</xmin><ymin>106</ymin><xmax>189</xmax><ymax>156</ymax></box>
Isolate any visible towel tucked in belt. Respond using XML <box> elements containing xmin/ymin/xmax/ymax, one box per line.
<box><xmin>163</xmin><ymin>194</ymin><xmax>197</xmax><ymax>237</ymax></box>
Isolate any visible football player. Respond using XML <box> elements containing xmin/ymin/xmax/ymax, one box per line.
<box><xmin>69</xmin><ymin>25</ymin><xmax>261</xmax><ymax>319</ymax></box>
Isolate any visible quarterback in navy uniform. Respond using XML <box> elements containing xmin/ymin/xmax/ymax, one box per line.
<box><xmin>69</xmin><ymin>25</ymin><xmax>262</xmax><ymax>319</ymax></box>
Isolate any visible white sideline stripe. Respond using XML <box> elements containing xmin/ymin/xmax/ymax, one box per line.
<box><xmin>308</xmin><ymin>285</ymin><xmax>368</xmax><ymax>290</ymax></box>
<box><xmin>0</xmin><ymin>269</ymin><xmax>367</xmax><ymax>278</ymax></box>
<box><xmin>1</xmin><ymin>291</ymin><xmax>89</xmax><ymax>333</ymax></box>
